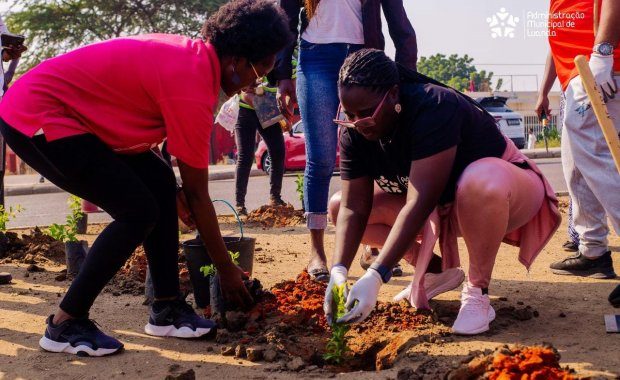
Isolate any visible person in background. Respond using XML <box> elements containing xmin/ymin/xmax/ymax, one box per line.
<box><xmin>1</xmin><ymin>15</ymin><xmax>27</xmax><ymax>100</ymax></box>
<box><xmin>324</xmin><ymin>49</ymin><xmax>560</xmax><ymax>335</ymax></box>
<box><xmin>535</xmin><ymin>52</ymin><xmax>580</xmax><ymax>253</ymax></box>
<box><xmin>234</xmin><ymin>79</ymin><xmax>287</xmax><ymax>216</ymax></box>
<box><xmin>0</xmin><ymin>0</ymin><xmax>292</xmax><ymax>357</ymax></box>
<box><xmin>544</xmin><ymin>0</ymin><xmax>619</xmax><ymax>282</ymax></box>
<box><xmin>274</xmin><ymin>0</ymin><xmax>418</xmax><ymax>281</ymax></box>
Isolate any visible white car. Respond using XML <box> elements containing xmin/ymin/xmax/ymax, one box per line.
<box><xmin>476</xmin><ymin>96</ymin><xmax>526</xmax><ymax>149</ymax></box>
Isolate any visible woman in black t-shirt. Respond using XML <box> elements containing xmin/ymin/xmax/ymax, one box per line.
<box><xmin>323</xmin><ymin>49</ymin><xmax>559</xmax><ymax>336</ymax></box>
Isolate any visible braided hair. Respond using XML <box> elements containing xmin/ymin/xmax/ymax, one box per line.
<box><xmin>338</xmin><ymin>49</ymin><xmax>400</xmax><ymax>94</ymax></box>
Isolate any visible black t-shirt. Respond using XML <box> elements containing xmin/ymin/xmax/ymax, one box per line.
<box><xmin>339</xmin><ymin>81</ymin><xmax>507</xmax><ymax>204</ymax></box>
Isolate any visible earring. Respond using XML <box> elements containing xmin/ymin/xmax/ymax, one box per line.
<box><xmin>395</xmin><ymin>103</ymin><xmax>402</xmax><ymax>113</ymax></box>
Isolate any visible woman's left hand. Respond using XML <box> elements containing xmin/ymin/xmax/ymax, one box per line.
<box><xmin>337</xmin><ymin>269</ymin><xmax>382</xmax><ymax>324</ymax></box>
<box><xmin>176</xmin><ymin>188</ymin><xmax>196</xmax><ymax>229</ymax></box>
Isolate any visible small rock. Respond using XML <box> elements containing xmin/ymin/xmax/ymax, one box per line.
<box><xmin>26</xmin><ymin>264</ymin><xmax>45</xmax><ymax>273</ymax></box>
<box><xmin>206</xmin><ymin>346</ymin><xmax>214</xmax><ymax>352</ymax></box>
<box><xmin>221</xmin><ymin>346</ymin><xmax>235</xmax><ymax>356</ymax></box>
<box><xmin>234</xmin><ymin>344</ymin><xmax>246</xmax><ymax>358</ymax></box>
<box><xmin>286</xmin><ymin>356</ymin><xmax>305</xmax><ymax>371</ymax></box>
<box><xmin>517</xmin><ymin>301</ymin><xmax>524</xmax><ymax>305</ymax></box>
<box><xmin>165</xmin><ymin>368</ymin><xmax>195</xmax><ymax>380</ymax></box>
<box><xmin>112</xmin><ymin>291</ymin><xmax>121</xmax><ymax>297</ymax></box>
<box><xmin>498</xmin><ymin>297</ymin><xmax>508</xmax><ymax>301</ymax></box>
<box><xmin>397</xmin><ymin>367</ymin><xmax>420</xmax><ymax>380</ymax></box>
<box><xmin>246</xmin><ymin>347</ymin><xmax>264</xmax><ymax>362</ymax></box>
<box><xmin>533</xmin><ymin>310</ymin><xmax>539</xmax><ymax>318</ymax></box>
<box><xmin>263</xmin><ymin>348</ymin><xmax>278</xmax><ymax>362</ymax></box>
<box><xmin>54</xmin><ymin>272</ymin><xmax>67</xmax><ymax>281</ymax></box>
<box><xmin>559</xmin><ymin>312</ymin><xmax>566</xmax><ymax>318</ymax></box>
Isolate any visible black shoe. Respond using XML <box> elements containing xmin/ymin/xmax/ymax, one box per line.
<box><xmin>550</xmin><ymin>251</ymin><xmax>616</xmax><ymax>279</ymax></box>
<box><xmin>562</xmin><ymin>240</ymin><xmax>578</xmax><ymax>252</ymax></box>
<box><xmin>145</xmin><ymin>299</ymin><xmax>217</xmax><ymax>339</ymax></box>
<box><xmin>236</xmin><ymin>205</ymin><xmax>248</xmax><ymax>217</ymax></box>
<box><xmin>39</xmin><ymin>315</ymin><xmax>123</xmax><ymax>357</ymax></box>
<box><xmin>392</xmin><ymin>263</ymin><xmax>404</xmax><ymax>277</ymax></box>
<box><xmin>609</xmin><ymin>285</ymin><xmax>620</xmax><ymax>308</ymax></box>
<box><xmin>269</xmin><ymin>196</ymin><xmax>287</xmax><ymax>207</ymax></box>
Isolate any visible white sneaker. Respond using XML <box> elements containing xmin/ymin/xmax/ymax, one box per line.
<box><xmin>393</xmin><ymin>268</ymin><xmax>465</xmax><ymax>306</ymax></box>
<box><xmin>452</xmin><ymin>284</ymin><xmax>495</xmax><ymax>335</ymax></box>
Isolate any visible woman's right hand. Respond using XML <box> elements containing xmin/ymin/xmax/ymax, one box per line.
<box><xmin>218</xmin><ymin>263</ymin><xmax>254</xmax><ymax>309</ymax></box>
<box><xmin>277</xmin><ymin>79</ymin><xmax>297</xmax><ymax>118</ymax></box>
<box><xmin>535</xmin><ymin>95</ymin><xmax>551</xmax><ymax>121</ymax></box>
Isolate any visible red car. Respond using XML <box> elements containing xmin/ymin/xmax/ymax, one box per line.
<box><xmin>255</xmin><ymin>120</ymin><xmax>341</xmax><ymax>173</ymax></box>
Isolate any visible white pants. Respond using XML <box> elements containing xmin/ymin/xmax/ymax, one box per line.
<box><xmin>562</xmin><ymin>75</ymin><xmax>620</xmax><ymax>257</ymax></box>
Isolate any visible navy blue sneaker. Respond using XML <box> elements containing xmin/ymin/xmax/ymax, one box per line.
<box><xmin>39</xmin><ymin>315</ymin><xmax>123</xmax><ymax>357</ymax></box>
<box><xmin>144</xmin><ymin>299</ymin><xmax>217</xmax><ymax>338</ymax></box>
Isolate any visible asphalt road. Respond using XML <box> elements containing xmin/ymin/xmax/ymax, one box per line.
<box><xmin>4</xmin><ymin>158</ymin><xmax>566</xmax><ymax>229</ymax></box>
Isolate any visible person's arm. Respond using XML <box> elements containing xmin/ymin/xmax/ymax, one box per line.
<box><xmin>331</xmin><ymin>176</ymin><xmax>375</xmax><ymax>269</ymax></box>
<box><xmin>178</xmin><ymin>161</ymin><xmax>253</xmax><ymax>308</ymax></box>
<box><xmin>373</xmin><ymin>147</ymin><xmax>456</xmax><ymax>269</ymax></box>
<box><xmin>382</xmin><ymin>0</ymin><xmax>418</xmax><ymax>71</ymax></box>
<box><xmin>535</xmin><ymin>52</ymin><xmax>557</xmax><ymax>120</ymax></box>
<box><xmin>596</xmin><ymin>0</ymin><xmax>620</xmax><ymax>46</ymax></box>
<box><xmin>274</xmin><ymin>0</ymin><xmax>302</xmax><ymax>118</ymax></box>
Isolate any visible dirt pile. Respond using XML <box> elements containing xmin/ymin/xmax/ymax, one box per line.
<box><xmin>246</xmin><ymin>204</ymin><xmax>305</xmax><ymax>228</ymax></box>
<box><xmin>447</xmin><ymin>344</ymin><xmax>577</xmax><ymax>380</ymax></box>
<box><xmin>105</xmin><ymin>246</ymin><xmax>191</xmax><ymax>296</ymax></box>
<box><xmin>0</xmin><ymin>228</ymin><xmax>65</xmax><ymax>265</ymax></box>
<box><xmin>213</xmin><ymin>271</ymin><xmax>445</xmax><ymax>373</ymax></box>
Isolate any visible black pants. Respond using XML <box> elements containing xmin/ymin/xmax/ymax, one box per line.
<box><xmin>0</xmin><ymin>119</ymin><xmax>180</xmax><ymax>318</ymax></box>
<box><xmin>234</xmin><ymin>107</ymin><xmax>285</xmax><ymax>206</ymax></box>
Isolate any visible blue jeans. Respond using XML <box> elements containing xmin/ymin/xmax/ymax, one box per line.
<box><xmin>297</xmin><ymin>39</ymin><xmax>362</xmax><ymax>229</ymax></box>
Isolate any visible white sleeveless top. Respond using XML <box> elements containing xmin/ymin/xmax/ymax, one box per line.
<box><xmin>301</xmin><ymin>0</ymin><xmax>364</xmax><ymax>45</ymax></box>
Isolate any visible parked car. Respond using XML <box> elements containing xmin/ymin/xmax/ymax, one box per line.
<box><xmin>476</xmin><ymin>96</ymin><xmax>526</xmax><ymax>149</ymax></box>
<box><xmin>255</xmin><ymin>120</ymin><xmax>341</xmax><ymax>173</ymax></box>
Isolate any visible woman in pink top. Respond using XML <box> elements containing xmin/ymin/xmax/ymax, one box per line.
<box><xmin>0</xmin><ymin>0</ymin><xmax>292</xmax><ymax>357</ymax></box>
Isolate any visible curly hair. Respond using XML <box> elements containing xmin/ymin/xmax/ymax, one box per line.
<box><xmin>201</xmin><ymin>0</ymin><xmax>293</xmax><ymax>64</ymax></box>
<box><xmin>339</xmin><ymin>49</ymin><xmax>400</xmax><ymax>94</ymax></box>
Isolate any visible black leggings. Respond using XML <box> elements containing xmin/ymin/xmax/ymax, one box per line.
<box><xmin>0</xmin><ymin>119</ymin><xmax>180</xmax><ymax>318</ymax></box>
<box><xmin>234</xmin><ymin>107</ymin><xmax>285</xmax><ymax>206</ymax></box>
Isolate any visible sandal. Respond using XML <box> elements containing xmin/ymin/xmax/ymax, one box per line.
<box><xmin>307</xmin><ymin>264</ymin><xmax>330</xmax><ymax>283</ymax></box>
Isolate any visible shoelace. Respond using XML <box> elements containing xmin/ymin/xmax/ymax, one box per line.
<box><xmin>70</xmin><ymin>318</ymin><xmax>101</xmax><ymax>335</ymax></box>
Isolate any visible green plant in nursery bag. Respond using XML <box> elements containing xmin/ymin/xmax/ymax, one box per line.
<box><xmin>295</xmin><ymin>174</ymin><xmax>304</xmax><ymax>210</ymax></box>
<box><xmin>324</xmin><ymin>284</ymin><xmax>350</xmax><ymax>364</ymax></box>
<box><xmin>200</xmin><ymin>251</ymin><xmax>240</xmax><ymax>277</ymax></box>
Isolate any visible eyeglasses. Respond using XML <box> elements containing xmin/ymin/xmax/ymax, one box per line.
<box><xmin>333</xmin><ymin>90</ymin><xmax>391</xmax><ymax>129</ymax></box>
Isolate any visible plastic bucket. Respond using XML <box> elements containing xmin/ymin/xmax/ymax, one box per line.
<box><xmin>182</xmin><ymin>199</ymin><xmax>255</xmax><ymax>308</ymax></box>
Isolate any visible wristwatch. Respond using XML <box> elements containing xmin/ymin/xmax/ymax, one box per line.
<box><xmin>369</xmin><ymin>262</ymin><xmax>392</xmax><ymax>283</ymax></box>
<box><xmin>593</xmin><ymin>42</ymin><xmax>614</xmax><ymax>56</ymax></box>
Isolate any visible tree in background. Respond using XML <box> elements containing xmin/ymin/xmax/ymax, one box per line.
<box><xmin>6</xmin><ymin>0</ymin><xmax>226</xmax><ymax>72</ymax></box>
<box><xmin>417</xmin><ymin>53</ymin><xmax>496</xmax><ymax>92</ymax></box>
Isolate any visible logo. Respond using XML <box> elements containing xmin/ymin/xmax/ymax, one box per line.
<box><xmin>487</xmin><ymin>7</ymin><xmax>520</xmax><ymax>38</ymax></box>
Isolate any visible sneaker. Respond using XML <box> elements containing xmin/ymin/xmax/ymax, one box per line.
<box><xmin>145</xmin><ymin>299</ymin><xmax>217</xmax><ymax>339</ymax></box>
<box><xmin>562</xmin><ymin>240</ymin><xmax>578</xmax><ymax>252</ymax></box>
<box><xmin>39</xmin><ymin>315</ymin><xmax>123</xmax><ymax>357</ymax></box>
<box><xmin>452</xmin><ymin>284</ymin><xmax>496</xmax><ymax>335</ymax></box>
<box><xmin>550</xmin><ymin>251</ymin><xmax>616</xmax><ymax>279</ymax></box>
<box><xmin>236</xmin><ymin>205</ymin><xmax>248</xmax><ymax>217</ymax></box>
<box><xmin>609</xmin><ymin>285</ymin><xmax>620</xmax><ymax>308</ymax></box>
<box><xmin>392</xmin><ymin>263</ymin><xmax>404</xmax><ymax>277</ymax></box>
<box><xmin>269</xmin><ymin>196</ymin><xmax>287</xmax><ymax>207</ymax></box>
<box><xmin>393</xmin><ymin>268</ymin><xmax>465</xmax><ymax>305</ymax></box>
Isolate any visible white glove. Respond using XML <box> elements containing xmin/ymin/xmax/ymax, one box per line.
<box><xmin>589</xmin><ymin>53</ymin><xmax>617</xmax><ymax>102</ymax></box>
<box><xmin>338</xmin><ymin>269</ymin><xmax>382</xmax><ymax>324</ymax></box>
<box><xmin>323</xmin><ymin>265</ymin><xmax>348</xmax><ymax>325</ymax></box>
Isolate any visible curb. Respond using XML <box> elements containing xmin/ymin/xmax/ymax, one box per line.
<box><xmin>522</xmin><ymin>149</ymin><xmax>561</xmax><ymax>159</ymax></box>
<box><xmin>5</xmin><ymin>168</ymin><xmax>266</xmax><ymax>196</ymax></box>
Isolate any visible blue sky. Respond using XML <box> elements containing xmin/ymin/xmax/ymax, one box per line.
<box><xmin>384</xmin><ymin>0</ymin><xmax>559</xmax><ymax>91</ymax></box>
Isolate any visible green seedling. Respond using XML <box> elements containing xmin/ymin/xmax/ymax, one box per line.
<box><xmin>323</xmin><ymin>284</ymin><xmax>350</xmax><ymax>364</ymax></box>
<box><xmin>0</xmin><ymin>205</ymin><xmax>24</xmax><ymax>231</ymax></box>
<box><xmin>200</xmin><ymin>251</ymin><xmax>240</xmax><ymax>277</ymax></box>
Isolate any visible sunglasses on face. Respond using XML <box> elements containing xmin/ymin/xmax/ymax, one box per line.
<box><xmin>333</xmin><ymin>89</ymin><xmax>391</xmax><ymax>129</ymax></box>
